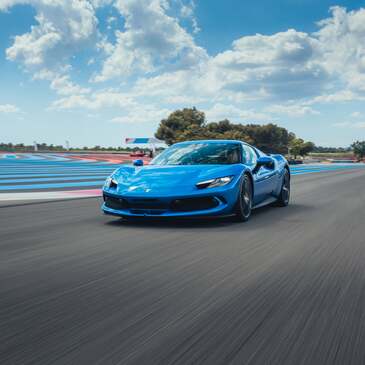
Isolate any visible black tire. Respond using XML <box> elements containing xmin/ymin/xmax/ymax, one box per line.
<box><xmin>275</xmin><ymin>169</ymin><xmax>290</xmax><ymax>207</ymax></box>
<box><xmin>234</xmin><ymin>174</ymin><xmax>253</xmax><ymax>222</ymax></box>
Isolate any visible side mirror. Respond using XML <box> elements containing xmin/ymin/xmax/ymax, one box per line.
<box><xmin>133</xmin><ymin>159</ymin><xmax>144</xmax><ymax>167</ymax></box>
<box><xmin>253</xmin><ymin>156</ymin><xmax>274</xmax><ymax>173</ymax></box>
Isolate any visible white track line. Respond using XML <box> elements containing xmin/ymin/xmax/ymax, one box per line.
<box><xmin>0</xmin><ymin>189</ymin><xmax>101</xmax><ymax>201</ymax></box>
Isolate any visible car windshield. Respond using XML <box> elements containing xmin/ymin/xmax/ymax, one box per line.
<box><xmin>151</xmin><ymin>142</ymin><xmax>241</xmax><ymax>165</ymax></box>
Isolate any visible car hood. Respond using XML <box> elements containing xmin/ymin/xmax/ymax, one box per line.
<box><xmin>110</xmin><ymin>164</ymin><xmax>243</xmax><ymax>195</ymax></box>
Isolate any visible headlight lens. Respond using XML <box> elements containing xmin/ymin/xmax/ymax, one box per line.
<box><xmin>104</xmin><ymin>177</ymin><xmax>118</xmax><ymax>189</ymax></box>
<box><xmin>196</xmin><ymin>176</ymin><xmax>233</xmax><ymax>189</ymax></box>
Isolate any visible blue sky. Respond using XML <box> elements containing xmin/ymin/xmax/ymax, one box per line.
<box><xmin>1</xmin><ymin>0</ymin><xmax>365</xmax><ymax>147</ymax></box>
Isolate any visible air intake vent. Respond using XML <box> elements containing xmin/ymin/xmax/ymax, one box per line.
<box><xmin>170</xmin><ymin>197</ymin><xmax>218</xmax><ymax>212</ymax></box>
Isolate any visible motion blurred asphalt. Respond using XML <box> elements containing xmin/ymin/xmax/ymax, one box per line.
<box><xmin>1</xmin><ymin>169</ymin><xmax>365</xmax><ymax>364</ymax></box>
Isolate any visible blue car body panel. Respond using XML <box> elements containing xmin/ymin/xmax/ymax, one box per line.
<box><xmin>102</xmin><ymin>140</ymin><xmax>289</xmax><ymax>218</ymax></box>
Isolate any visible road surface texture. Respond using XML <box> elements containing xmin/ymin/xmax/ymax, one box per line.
<box><xmin>1</xmin><ymin>169</ymin><xmax>365</xmax><ymax>365</ymax></box>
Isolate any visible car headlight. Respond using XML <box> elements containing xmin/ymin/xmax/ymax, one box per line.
<box><xmin>196</xmin><ymin>176</ymin><xmax>233</xmax><ymax>189</ymax></box>
<box><xmin>104</xmin><ymin>177</ymin><xmax>118</xmax><ymax>189</ymax></box>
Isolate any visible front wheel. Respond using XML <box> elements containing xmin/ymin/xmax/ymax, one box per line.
<box><xmin>275</xmin><ymin>169</ymin><xmax>290</xmax><ymax>207</ymax></box>
<box><xmin>234</xmin><ymin>174</ymin><xmax>252</xmax><ymax>222</ymax></box>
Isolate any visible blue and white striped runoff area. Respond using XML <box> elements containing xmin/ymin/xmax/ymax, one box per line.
<box><xmin>0</xmin><ymin>153</ymin><xmax>364</xmax><ymax>193</ymax></box>
<box><xmin>0</xmin><ymin>154</ymin><xmax>119</xmax><ymax>192</ymax></box>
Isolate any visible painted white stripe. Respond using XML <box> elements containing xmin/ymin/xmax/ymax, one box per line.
<box><xmin>0</xmin><ymin>189</ymin><xmax>101</xmax><ymax>201</ymax></box>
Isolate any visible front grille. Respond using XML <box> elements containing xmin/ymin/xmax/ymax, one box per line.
<box><xmin>105</xmin><ymin>194</ymin><xmax>220</xmax><ymax>214</ymax></box>
<box><xmin>104</xmin><ymin>195</ymin><xmax>168</xmax><ymax>212</ymax></box>
<box><xmin>170</xmin><ymin>197</ymin><xmax>219</xmax><ymax>212</ymax></box>
<box><xmin>104</xmin><ymin>196</ymin><xmax>128</xmax><ymax>210</ymax></box>
<box><xmin>127</xmin><ymin>198</ymin><xmax>168</xmax><ymax>210</ymax></box>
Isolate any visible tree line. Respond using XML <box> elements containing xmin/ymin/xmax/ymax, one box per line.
<box><xmin>2</xmin><ymin>107</ymin><xmax>365</xmax><ymax>160</ymax></box>
<box><xmin>0</xmin><ymin>143</ymin><xmax>67</xmax><ymax>152</ymax></box>
<box><xmin>155</xmin><ymin>107</ymin><xmax>315</xmax><ymax>158</ymax></box>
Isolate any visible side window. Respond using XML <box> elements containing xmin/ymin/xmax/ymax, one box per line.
<box><xmin>242</xmin><ymin>146</ymin><xmax>257</xmax><ymax>166</ymax></box>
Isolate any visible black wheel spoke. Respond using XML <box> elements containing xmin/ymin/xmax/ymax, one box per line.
<box><xmin>234</xmin><ymin>175</ymin><xmax>252</xmax><ymax>221</ymax></box>
<box><xmin>241</xmin><ymin>177</ymin><xmax>252</xmax><ymax>217</ymax></box>
<box><xmin>281</xmin><ymin>171</ymin><xmax>290</xmax><ymax>204</ymax></box>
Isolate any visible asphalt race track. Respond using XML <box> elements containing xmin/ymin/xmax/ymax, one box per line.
<box><xmin>1</xmin><ymin>168</ymin><xmax>365</xmax><ymax>364</ymax></box>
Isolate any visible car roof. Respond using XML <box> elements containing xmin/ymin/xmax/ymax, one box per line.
<box><xmin>172</xmin><ymin>139</ymin><xmax>266</xmax><ymax>157</ymax></box>
<box><xmin>173</xmin><ymin>139</ymin><xmax>249</xmax><ymax>146</ymax></box>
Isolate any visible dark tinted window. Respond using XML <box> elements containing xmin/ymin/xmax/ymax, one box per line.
<box><xmin>151</xmin><ymin>143</ymin><xmax>241</xmax><ymax>165</ymax></box>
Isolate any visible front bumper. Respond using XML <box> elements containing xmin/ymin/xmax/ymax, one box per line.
<box><xmin>101</xmin><ymin>185</ymin><xmax>239</xmax><ymax>218</ymax></box>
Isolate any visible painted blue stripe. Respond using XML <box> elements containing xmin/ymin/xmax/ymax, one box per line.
<box><xmin>0</xmin><ymin>172</ymin><xmax>111</xmax><ymax>178</ymax></box>
<box><xmin>0</xmin><ymin>167</ymin><xmax>118</xmax><ymax>171</ymax></box>
<box><xmin>291</xmin><ymin>167</ymin><xmax>365</xmax><ymax>175</ymax></box>
<box><xmin>0</xmin><ymin>175</ymin><xmax>109</xmax><ymax>183</ymax></box>
<box><xmin>0</xmin><ymin>169</ymin><xmax>115</xmax><ymax>175</ymax></box>
<box><xmin>0</xmin><ymin>161</ymin><xmax>119</xmax><ymax>165</ymax></box>
<box><xmin>0</xmin><ymin>181</ymin><xmax>104</xmax><ymax>190</ymax></box>
<box><xmin>291</xmin><ymin>166</ymin><xmax>365</xmax><ymax>173</ymax></box>
<box><xmin>0</xmin><ymin>161</ymin><xmax>118</xmax><ymax>164</ymax></box>
<box><xmin>0</xmin><ymin>161</ymin><xmax>120</xmax><ymax>166</ymax></box>
<box><xmin>0</xmin><ymin>171</ymin><xmax>113</xmax><ymax>176</ymax></box>
<box><xmin>0</xmin><ymin>167</ymin><xmax>116</xmax><ymax>171</ymax></box>
<box><xmin>0</xmin><ymin>165</ymin><xmax>118</xmax><ymax>168</ymax></box>
<box><xmin>291</xmin><ymin>165</ymin><xmax>363</xmax><ymax>170</ymax></box>
<box><xmin>291</xmin><ymin>171</ymin><xmax>333</xmax><ymax>175</ymax></box>
<box><xmin>22</xmin><ymin>154</ymin><xmax>46</xmax><ymax>160</ymax></box>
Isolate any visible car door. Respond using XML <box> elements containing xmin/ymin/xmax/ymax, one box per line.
<box><xmin>244</xmin><ymin>146</ymin><xmax>277</xmax><ymax>204</ymax></box>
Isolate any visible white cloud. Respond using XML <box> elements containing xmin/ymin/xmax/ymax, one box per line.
<box><xmin>126</xmin><ymin>27</ymin><xmax>328</xmax><ymax>107</ymax></box>
<box><xmin>128</xmin><ymin>6</ymin><xmax>365</xmax><ymax>106</ymax></box>
<box><xmin>2</xmin><ymin>0</ymin><xmax>98</xmax><ymax>72</ymax></box>
<box><xmin>333</xmin><ymin>121</ymin><xmax>365</xmax><ymax>128</ymax></box>
<box><xmin>308</xmin><ymin>90</ymin><xmax>365</xmax><ymax>104</ymax></box>
<box><xmin>51</xmin><ymin>90</ymin><xmax>135</xmax><ymax>110</ymax></box>
<box><xmin>351</xmin><ymin>112</ymin><xmax>362</xmax><ymax>118</ymax></box>
<box><xmin>89</xmin><ymin>0</ymin><xmax>113</xmax><ymax>7</ymax></box>
<box><xmin>266</xmin><ymin>104</ymin><xmax>320</xmax><ymax>117</ymax></box>
<box><xmin>1</xmin><ymin>0</ymin><xmax>99</xmax><ymax>103</ymax></box>
<box><xmin>212</xmin><ymin>29</ymin><xmax>328</xmax><ymax>100</ymax></box>
<box><xmin>169</xmin><ymin>7</ymin><xmax>365</xmax><ymax>104</ymax></box>
<box><xmin>33</xmin><ymin>69</ymin><xmax>91</xmax><ymax>95</ymax></box>
<box><xmin>354</xmin><ymin>122</ymin><xmax>365</xmax><ymax>128</ymax></box>
<box><xmin>163</xmin><ymin>94</ymin><xmax>205</xmax><ymax>104</ymax></box>
<box><xmin>316</xmin><ymin>7</ymin><xmax>365</xmax><ymax>93</ymax></box>
<box><xmin>94</xmin><ymin>0</ymin><xmax>207</xmax><ymax>81</ymax></box>
<box><xmin>110</xmin><ymin>105</ymin><xmax>171</xmax><ymax>124</ymax></box>
<box><xmin>3</xmin><ymin>2</ymin><xmax>365</xmax><ymax>128</ymax></box>
<box><xmin>211</xmin><ymin>6</ymin><xmax>365</xmax><ymax>102</ymax></box>
<box><xmin>205</xmin><ymin>103</ymin><xmax>272</xmax><ymax>123</ymax></box>
<box><xmin>0</xmin><ymin>104</ymin><xmax>20</xmax><ymax>113</ymax></box>
<box><xmin>132</xmin><ymin>68</ymin><xmax>213</xmax><ymax>100</ymax></box>
<box><xmin>180</xmin><ymin>0</ymin><xmax>200</xmax><ymax>34</ymax></box>
<box><xmin>50</xmin><ymin>76</ymin><xmax>90</xmax><ymax>96</ymax></box>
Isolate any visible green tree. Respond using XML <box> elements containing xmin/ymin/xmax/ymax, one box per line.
<box><xmin>289</xmin><ymin>138</ymin><xmax>315</xmax><ymax>159</ymax></box>
<box><xmin>155</xmin><ymin>107</ymin><xmax>206</xmax><ymax>145</ymax></box>
<box><xmin>351</xmin><ymin>141</ymin><xmax>365</xmax><ymax>159</ymax></box>
<box><xmin>244</xmin><ymin>123</ymin><xmax>293</xmax><ymax>154</ymax></box>
<box><xmin>301</xmin><ymin>141</ymin><xmax>315</xmax><ymax>156</ymax></box>
<box><xmin>155</xmin><ymin>107</ymin><xmax>313</xmax><ymax>154</ymax></box>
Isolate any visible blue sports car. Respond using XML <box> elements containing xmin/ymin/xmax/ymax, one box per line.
<box><xmin>102</xmin><ymin>140</ymin><xmax>290</xmax><ymax>221</ymax></box>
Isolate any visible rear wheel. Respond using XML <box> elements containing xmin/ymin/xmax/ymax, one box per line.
<box><xmin>234</xmin><ymin>174</ymin><xmax>252</xmax><ymax>222</ymax></box>
<box><xmin>276</xmin><ymin>169</ymin><xmax>290</xmax><ymax>207</ymax></box>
